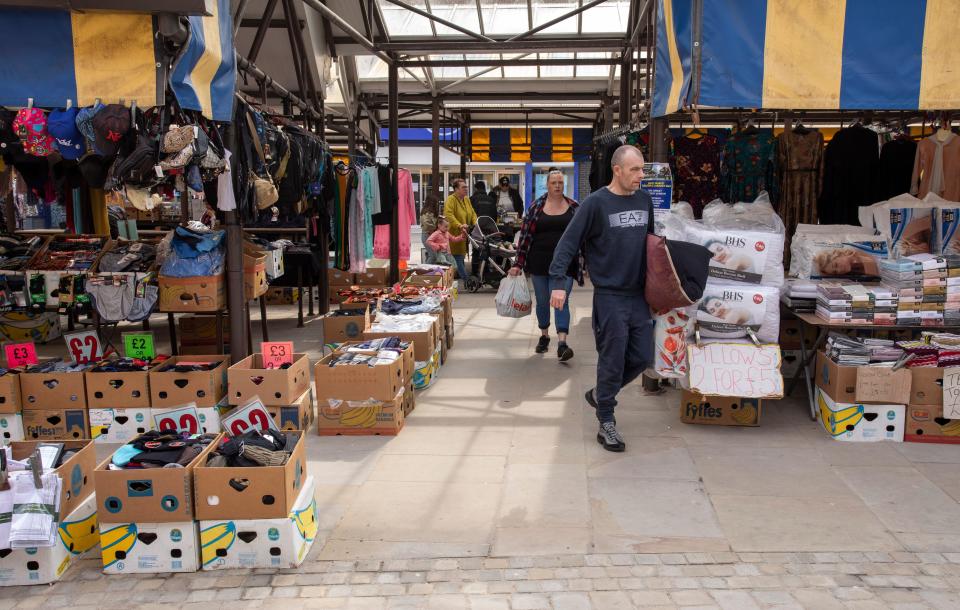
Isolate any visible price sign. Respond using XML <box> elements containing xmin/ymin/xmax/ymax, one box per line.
<box><xmin>4</xmin><ymin>342</ymin><xmax>38</xmax><ymax>368</ymax></box>
<box><xmin>153</xmin><ymin>404</ymin><xmax>201</xmax><ymax>435</ymax></box>
<box><xmin>943</xmin><ymin>367</ymin><xmax>960</xmax><ymax>419</ymax></box>
<box><xmin>261</xmin><ymin>341</ymin><xmax>294</xmax><ymax>369</ymax></box>
<box><xmin>64</xmin><ymin>330</ymin><xmax>102</xmax><ymax>365</ymax></box>
<box><xmin>220</xmin><ymin>398</ymin><xmax>279</xmax><ymax>436</ymax></box>
<box><xmin>123</xmin><ymin>332</ymin><xmax>156</xmax><ymax>360</ymax></box>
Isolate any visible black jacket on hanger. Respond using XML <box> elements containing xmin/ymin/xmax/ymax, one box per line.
<box><xmin>818</xmin><ymin>124</ymin><xmax>881</xmax><ymax>225</ymax></box>
<box><xmin>878</xmin><ymin>138</ymin><xmax>918</xmax><ymax>201</ymax></box>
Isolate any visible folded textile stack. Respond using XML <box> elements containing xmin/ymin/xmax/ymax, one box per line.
<box><xmin>816</xmin><ymin>282</ymin><xmax>875</xmax><ymax>324</ymax></box>
<box><xmin>205</xmin><ymin>429</ymin><xmax>295</xmax><ymax>468</ymax></box>
<box><xmin>825</xmin><ymin>333</ymin><xmax>871</xmax><ymax>365</ymax></box>
<box><xmin>381</xmin><ymin>296</ymin><xmax>442</xmax><ymax>315</ymax></box>
<box><xmin>946</xmin><ymin>255</ymin><xmax>960</xmax><ymax>326</ymax></box>
<box><xmin>369</xmin><ymin>313</ymin><xmax>435</xmax><ymax>333</ymax></box>
<box><xmin>781</xmin><ymin>279</ymin><xmax>817</xmax><ymax>312</ymax></box>
<box><xmin>896</xmin><ymin>339</ymin><xmax>939</xmax><ymax>367</ymax></box>
<box><xmin>107</xmin><ymin>430</ymin><xmax>218</xmax><ymax>470</ymax></box>
<box><xmin>881</xmin><ymin>255</ymin><xmax>947</xmax><ymax>327</ymax></box>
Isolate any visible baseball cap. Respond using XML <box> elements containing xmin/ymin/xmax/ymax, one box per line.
<box><xmin>92</xmin><ymin>104</ymin><xmax>130</xmax><ymax>157</ymax></box>
<box><xmin>47</xmin><ymin>108</ymin><xmax>86</xmax><ymax>160</ymax></box>
<box><xmin>12</xmin><ymin>108</ymin><xmax>55</xmax><ymax>157</ymax></box>
<box><xmin>499</xmin><ymin>176</ymin><xmax>510</xmax><ymax>186</ymax></box>
<box><xmin>76</xmin><ymin>102</ymin><xmax>104</xmax><ymax>154</ymax></box>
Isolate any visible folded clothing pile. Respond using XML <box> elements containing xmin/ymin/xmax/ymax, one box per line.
<box><xmin>98</xmin><ymin>242</ymin><xmax>157</xmax><ymax>273</ymax></box>
<box><xmin>370</xmin><ymin>313</ymin><xmax>435</xmax><ymax>333</ymax></box>
<box><xmin>160</xmin><ymin>225</ymin><xmax>225</xmax><ymax>278</ymax></box>
<box><xmin>881</xmin><ymin>254</ymin><xmax>946</xmax><ymax>326</ymax></box>
<box><xmin>206</xmin><ymin>430</ymin><xmax>297</xmax><ymax>468</ymax></box>
<box><xmin>326</xmin><ymin>351</ymin><xmax>401</xmax><ymax>367</ymax></box>
<box><xmin>0</xmin><ymin>235</ymin><xmax>43</xmax><ymax>272</ymax></box>
<box><xmin>157</xmin><ymin>360</ymin><xmax>223</xmax><ymax>373</ymax></box>
<box><xmin>381</xmin><ymin>296</ymin><xmax>441</xmax><ymax>315</ymax></box>
<box><xmin>89</xmin><ymin>355</ymin><xmax>170</xmax><ymax>373</ymax></box>
<box><xmin>109</xmin><ymin>430</ymin><xmax>218</xmax><ymax>469</ymax></box>
<box><xmin>24</xmin><ymin>359</ymin><xmax>90</xmax><ymax>374</ymax></box>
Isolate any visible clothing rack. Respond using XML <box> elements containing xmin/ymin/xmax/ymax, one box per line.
<box><xmin>592</xmin><ymin>122</ymin><xmax>646</xmax><ymax>143</ymax></box>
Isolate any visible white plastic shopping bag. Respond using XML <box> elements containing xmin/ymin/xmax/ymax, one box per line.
<box><xmin>495</xmin><ymin>275</ymin><xmax>532</xmax><ymax>318</ymax></box>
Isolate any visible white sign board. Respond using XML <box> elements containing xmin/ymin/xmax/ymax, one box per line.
<box><xmin>687</xmin><ymin>343</ymin><xmax>783</xmax><ymax>399</ymax></box>
<box><xmin>942</xmin><ymin>367</ymin><xmax>960</xmax><ymax>419</ymax></box>
<box><xmin>153</xmin><ymin>404</ymin><xmax>201</xmax><ymax>435</ymax></box>
<box><xmin>220</xmin><ymin>397</ymin><xmax>280</xmax><ymax>436</ymax></box>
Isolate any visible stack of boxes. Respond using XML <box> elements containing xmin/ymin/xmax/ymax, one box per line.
<box><xmin>87</xmin><ymin>360</ymin><xmax>162</xmax><ymax>444</ymax></box>
<box><xmin>227</xmin><ymin>353</ymin><xmax>314</xmax><ymax>431</ymax></box>
<box><xmin>365</xmin><ymin>314</ymin><xmax>441</xmax><ymax>390</ymax></box>
<box><xmin>314</xmin><ymin>341</ymin><xmax>414</xmax><ymax>435</ymax></box>
<box><xmin>20</xmin><ymin>362</ymin><xmax>91</xmax><ymax>440</ymax></box>
<box><xmin>95</xmin><ymin>433</ymin><xmax>222</xmax><ymax>574</ymax></box>
<box><xmin>881</xmin><ymin>257</ymin><xmax>946</xmax><ymax>326</ymax></box>
<box><xmin>0</xmin><ymin>372</ymin><xmax>23</xmax><ymax>443</ymax></box>
<box><xmin>0</xmin><ymin>440</ymin><xmax>98</xmax><ymax>586</ymax></box>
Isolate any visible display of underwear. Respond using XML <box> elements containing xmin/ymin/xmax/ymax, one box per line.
<box><xmin>108</xmin><ymin>430</ymin><xmax>218</xmax><ymax>470</ymax></box>
<box><xmin>89</xmin><ymin>356</ymin><xmax>170</xmax><ymax>373</ymax></box>
<box><xmin>31</xmin><ymin>238</ymin><xmax>104</xmax><ymax>271</ymax></box>
<box><xmin>85</xmin><ymin>274</ymin><xmax>157</xmax><ymax>323</ymax></box>
<box><xmin>205</xmin><ymin>430</ymin><xmax>297</xmax><ymax>468</ymax></box>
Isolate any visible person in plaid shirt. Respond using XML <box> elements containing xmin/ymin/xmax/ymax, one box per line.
<box><xmin>509</xmin><ymin>170</ymin><xmax>585</xmax><ymax>361</ymax></box>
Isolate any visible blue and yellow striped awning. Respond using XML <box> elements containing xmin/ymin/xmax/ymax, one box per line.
<box><xmin>653</xmin><ymin>0</ymin><xmax>960</xmax><ymax>117</ymax></box>
<box><xmin>471</xmin><ymin>128</ymin><xmax>593</xmax><ymax>162</ymax></box>
<box><xmin>169</xmin><ymin>0</ymin><xmax>237</xmax><ymax>122</ymax></box>
<box><xmin>0</xmin><ymin>8</ymin><xmax>160</xmax><ymax>108</ymax></box>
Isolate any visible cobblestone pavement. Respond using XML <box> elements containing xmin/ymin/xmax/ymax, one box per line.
<box><xmin>3</xmin><ymin>551</ymin><xmax>960</xmax><ymax>608</ymax></box>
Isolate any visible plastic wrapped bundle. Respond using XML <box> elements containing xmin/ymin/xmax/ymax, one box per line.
<box><xmin>653</xmin><ymin>307</ymin><xmax>696</xmax><ymax>379</ymax></box>
<box><xmin>788</xmin><ymin>224</ymin><xmax>882</xmax><ymax>278</ymax></box>
<box><xmin>695</xmin><ymin>281</ymin><xmax>781</xmax><ymax>343</ymax></box>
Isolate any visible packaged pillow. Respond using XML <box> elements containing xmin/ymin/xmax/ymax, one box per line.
<box><xmin>806</xmin><ymin>240</ymin><xmax>887</xmax><ymax>280</ymax></box>
<box><xmin>788</xmin><ymin>224</ymin><xmax>880</xmax><ymax>278</ymax></box>
<box><xmin>864</xmin><ymin>194</ymin><xmax>937</xmax><ymax>258</ymax></box>
<box><xmin>683</xmin><ymin>222</ymin><xmax>785</xmax><ymax>287</ymax></box>
<box><xmin>695</xmin><ymin>281</ymin><xmax>780</xmax><ymax>343</ymax></box>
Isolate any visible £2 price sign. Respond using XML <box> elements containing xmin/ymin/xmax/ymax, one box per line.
<box><xmin>153</xmin><ymin>404</ymin><xmax>201</xmax><ymax>435</ymax></box>
<box><xmin>123</xmin><ymin>332</ymin><xmax>156</xmax><ymax>360</ymax></box>
<box><xmin>64</xmin><ymin>330</ymin><xmax>102</xmax><ymax>365</ymax></box>
<box><xmin>220</xmin><ymin>398</ymin><xmax>279</xmax><ymax>436</ymax></box>
<box><xmin>261</xmin><ymin>341</ymin><xmax>294</xmax><ymax>369</ymax></box>
<box><xmin>4</xmin><ymin>342</ymin><xmax>38</xmax><ymax>368</ymax></box>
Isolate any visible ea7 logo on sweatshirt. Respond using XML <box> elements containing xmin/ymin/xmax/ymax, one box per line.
<box><xmin>607</xmin><ymin>210</ymin><xmax>648</xmax><ymax>228</ymax></box>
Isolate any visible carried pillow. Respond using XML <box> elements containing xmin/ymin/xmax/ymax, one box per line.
<box><xmin>645</xmin><ymin>234</ymin><xmax>712</xmax><ymax>312</ymax></box>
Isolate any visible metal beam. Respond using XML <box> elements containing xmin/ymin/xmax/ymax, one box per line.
<box><xmin>432</xmin><ymin>98</ymin><xmax>440</xmax><ymax>200</ymax></box>
<box><xmin>238</xmin><ymin>18</ymin><xmax>303</xmax><ymax>29</ymax></box>
<box><xmin>232</xmin><ymin>0</ymin><xmax>250</xmax><ymax>36</ymax></box>
<box><xmin>302</xmin><ymin>0</ymin><xmax>392</xmax><ymax>64</ymax></box>
<box><xmin>354</xmin><ymin>37</ymin><xmax>627</xmax><ymax>53</ymax></box>
<box><xmin>507</xmin><ymin>0</ymin><xmax>608</xmax><ymax>42</ymax></box>
<box><xmin>381</xmin><ymin>0</ymin><xmax>495</xmax><ymax>42</ymax></box>
<box><xmin>399</xmin><ymin>57</ymin><xmax>625</xmax><ymax>68</ymax></box>
<box><xmin>441</xmin><ymin>53</ymin><xmax>534</xmax><ymax>93</ymax></box>
<box><xmin>627</xmin><ymin>0</ymin><xmax>653</xmax><ymax>46</ymax></box>
<box><xmin>247</xmin><ymin>0</ymin><xmax>280</xmax><ymax>63</ymax></box>
<box><xmin>364</xmin><ymin>91</ymin><xmax>610</xmax><ymax>103</ymax></box>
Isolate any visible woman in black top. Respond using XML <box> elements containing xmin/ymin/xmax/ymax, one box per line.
<box><xmin>510</xmin><ymin>171</ymin><xmax>582</xmax><ymax>361</ymax></box>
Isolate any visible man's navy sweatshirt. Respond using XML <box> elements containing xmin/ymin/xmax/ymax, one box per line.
<box><xmin>549</xmin><ymin>186</ymin><xmax>655</xmax><ymax>296</ymax></box>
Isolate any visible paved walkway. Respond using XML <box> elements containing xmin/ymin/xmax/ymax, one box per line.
<box><xmin>15</xmin><ymin>286</ymin><xmax>960</xmax><ymax>609</ymax></box>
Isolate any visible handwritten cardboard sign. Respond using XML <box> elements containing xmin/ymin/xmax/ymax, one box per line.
<box><xmin>220</xmin><ymin>398</ymin><xmax>279</xmax><ymax>436</ymax></box>
<box><xmin>4</xmin><ymin>342</ymin><xmax>38</xmax><ymax>368</ymax></box>
<box><xmin>687</xmin><ymin>343</ymin><xmax>783</xmax><ymax>399</ymax></box>
<box><xmin>64</xmin><ymin>330</ymin><xmax>102</xmax><ymax>365</ymax></box>
<box><xmin>261</xmin><ymin>341</ymin><xmax>294</xmax><ymax>369</ymax></box>
<box><xmin>943</xmin><ymin>367</ymin><xmax>960</xmax><ymax>419</ymax></box>
<box><xmin>856</xmin><ymin>366</ymin><xmax>912</xmax><ymax>406</ymax></box>
<box><xmin>154</xmin><ymin>404</ymin><xmax>201</xmax><ymax>435</ymax></box>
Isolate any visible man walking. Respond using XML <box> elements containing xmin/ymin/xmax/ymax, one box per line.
<box><xmin>549</xmin><ymin>145</ymin><xmax>654</xmax><ymax>452</ymax></box>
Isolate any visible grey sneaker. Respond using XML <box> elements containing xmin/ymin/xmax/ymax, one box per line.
<box><xmin>597</xmin><ymin>421</ymin><xmax>625</xmax><ymax>452</ymax></box>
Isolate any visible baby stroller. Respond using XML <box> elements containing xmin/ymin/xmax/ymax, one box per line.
<box><xmin>465</xmin><ymin>216</ymin><xmax>516</xmax><ymax>292</ymax></box>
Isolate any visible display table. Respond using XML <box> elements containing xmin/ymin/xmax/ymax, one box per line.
<box><xmin>785</xmin><ymin>309</ymin><xmax>960</xmax><ymax>421</ymax></box>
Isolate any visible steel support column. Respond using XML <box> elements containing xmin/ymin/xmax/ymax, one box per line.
<box><xmin>618</xmin><ymin>57</ymin><xmax>632</xmax><ymax>126</ymax></box>
<box><xmin>225</xmin><ymin>125</ymin><xmax>248</xmax><ymax>359</ymax></box>
<box><xmin>388</xmin><ymin>62</ymin><xmax>400</xmax><ymax>285</ymax></box>
<box><xmin>431</xmin><ymin>98</ymin><xmax>440</xmax><ymax>201</ymax></box>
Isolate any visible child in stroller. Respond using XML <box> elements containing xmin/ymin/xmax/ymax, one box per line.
<box><xmin>464</xmin><ymin>216</ymin><xmax>517</xmax><ymax>292</ymax></box>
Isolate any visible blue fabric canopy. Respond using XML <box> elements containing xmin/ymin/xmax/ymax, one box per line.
<box><xmin>653</xmin><ymin>0</ymin><xmax>960</xmax><ymax>117</ymax></box>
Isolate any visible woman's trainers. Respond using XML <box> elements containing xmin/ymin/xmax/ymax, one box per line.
<box><xmin>597</xmin><ymin>421</ymin><xmax>625</xmax><ymax>452</ymax></box>
<box><xmin>535</xmin><ymin>336</ymin><xmax>550</xmax><ymax>354</ymax></box>
<box><xmin>557</xmin><ymin>342</ymin><xmax>574</xmax><ymax>362</ymax></box>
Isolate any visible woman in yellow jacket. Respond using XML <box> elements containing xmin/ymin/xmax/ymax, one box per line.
<box><xmin>444</xmin><ymin>178</ymin><xmax>478</xmax><ymax>286</ymax></box>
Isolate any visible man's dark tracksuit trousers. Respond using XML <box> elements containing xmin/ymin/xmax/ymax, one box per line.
<box><xmin>592</xmin><ymin>292</ymin><xmax>654</xmax><ymax>423</ymax></box>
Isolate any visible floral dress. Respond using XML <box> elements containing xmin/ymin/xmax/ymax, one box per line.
<box><xmin>672</xmin><ymin>134</ymin><xmax>722</xmax><ymax>217</ymax></box>
<box><xmin>719</xmin><ymin>130</ymin><xmax>777</xmax><ymax>203</ymax></box>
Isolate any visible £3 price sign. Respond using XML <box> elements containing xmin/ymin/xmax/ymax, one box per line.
<box><xmin>4</xmin><ymin>342</ymin><xmax>38</xmax><ymax>368</ymax></box>
<box><xmin>261</xmin><ymin>341</ymin><xmax>294</xmax><ymax>369</ymax></box>
<box><xmin>64</xmin><ymin>330</ymin><xmax>102</xmax><ymax>365</ymax></box>
<box><xmin>153</xmin><ymin>404</ymin><xmax>201</xmax><ymax>435</ymax></box>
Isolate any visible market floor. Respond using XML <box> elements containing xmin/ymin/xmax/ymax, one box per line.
<box><xmin>17</xmin><ymin>287</ymin><xmax>960</xmax><ymax>609</ymax></box>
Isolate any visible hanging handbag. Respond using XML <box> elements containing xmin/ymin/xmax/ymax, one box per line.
<box><xmin>245</xmin><ymin>111</ymin><xmax>278</xmax><ymax>209</ymax></box>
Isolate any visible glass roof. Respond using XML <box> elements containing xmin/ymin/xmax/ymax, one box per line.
<box><xmin>376</xmin><ymin>0</ymin><xmax>632</xmax><ymax>38</ymax></box>
<box><xmin>356</xmin><ymin>52</ymin><xmax>620</xmax><ymax>81</ymax></box>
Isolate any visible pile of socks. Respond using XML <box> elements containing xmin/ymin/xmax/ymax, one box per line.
<box><xmin>108</xmin><ymin>430</ymin><xmax>218</xmax><ymax>470</ymax></box>
<box><xmin>90</xmin><ymin>355</ymin><xmax>170</xmax><ymax>373</ymax></box>
<box><xmin>23</xmin><ymin>359</ymin><xmax>90</xmax><ymax>374</ymax></box>
<box><xmin>157</xmin><ymin>360</ymin><xmax>224</xmax><ymax>374</ymax></box>
<box><xmin>205</xmin><ymin>430</ymin><xmax>297</xmax><ymax>468</ymax></box>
